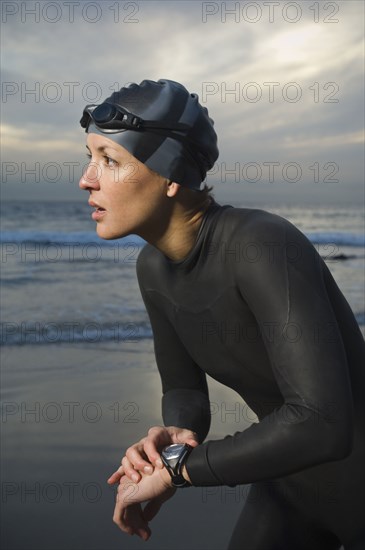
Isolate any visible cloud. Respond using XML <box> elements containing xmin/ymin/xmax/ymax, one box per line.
<box><xmin>1</xmin><ymin>0</ymin><xmax>364</xmax><ymax>203</ymax></box>
<box><xmin>1</xmin><ymin>124</ymin><xmax>78</xmax><ymax>153</ymax></box>
<box><xmin>281</xmin><ymin>130</ymin><xmax>364</xmax><ymax>150</ymax></box>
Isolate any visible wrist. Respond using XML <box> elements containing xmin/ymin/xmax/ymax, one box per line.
<box><xmin>159</xmin><ymin>463</ymin><xmax>174</xmax><ymax>488</ymax></box>
<box><xmin>182</xmin><ymin>464</ymin><xmax>192</xmax><ymax>484</ymax></box>
<box><xmin>160</xmin><ymin>443</ymin><xmax>193</xmax><ymax>488</ymax></box>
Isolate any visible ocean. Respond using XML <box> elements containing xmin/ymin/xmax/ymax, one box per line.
<box><xmin>1</xmin><ymin>200</ymin><xmax>364</xmax><ymax>347</ymax></box>
<box><xmin>1</xmin><ymin>199</ymin><xmax>364</xmax><ymax>550</ymax></box>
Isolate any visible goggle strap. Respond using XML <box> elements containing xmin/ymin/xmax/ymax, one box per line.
<box><xmin>80</xmin><ymin>104</ymin><xmax>190</xmax><ymax>132</ymax></box>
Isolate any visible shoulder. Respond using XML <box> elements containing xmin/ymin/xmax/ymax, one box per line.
<box><xmin>136</xmin><ymin>243</ymin><xmax>163</xmax><ymax>288</ymax></box>
<box><xmin>217</xmin><ymin>207</ymin><xmax>317</xmax><ymax>277</ymax></box>
<box><xmin>218</xmin><ymin>206</ymin><xmax>298</xmax><ymax>245</ymax></box>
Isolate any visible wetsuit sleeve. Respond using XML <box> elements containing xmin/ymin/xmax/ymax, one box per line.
<box><xmin>186</xmin><ymin>215</ymin><xmax>355</xmax><ymax>486</ymax></box>
<box><xmin>136</xmin><ymin>248</ymin><xmax>211</xmax><ymax>443</ymax></box>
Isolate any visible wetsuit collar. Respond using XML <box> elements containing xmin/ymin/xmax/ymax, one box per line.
<box><xmin>167</xmin><ymin>199</ymin><xmax>231</xmax><ymax>271</ymax></box>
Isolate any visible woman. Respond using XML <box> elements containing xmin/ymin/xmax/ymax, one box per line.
<box><xmin>79</xmin><ymin>79</ymin><xmax>365</xmax><ymax>549</ymax></box>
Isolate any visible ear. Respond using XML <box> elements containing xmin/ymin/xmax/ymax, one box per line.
<box><xmin>166</xmin><ymin>180</ymin><xmax>181</xmax><ymax>198</ymax></box>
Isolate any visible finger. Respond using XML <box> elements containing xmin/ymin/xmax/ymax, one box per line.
<box><xmin>173</xmin><ymin>429</ymin><xmax>199</xmax><ymax>446</ymax></box>
<box><xmin>114</xmin><ymin>485</ymin><xmax>150</xmax><ymax>540</ymax></box>
<box><xmin>113</xmin><ymin>482</ymin><xmax>138</xmax><ymax>532</ymax></box>
<box><xmin>113</xmin><ymin>503</ymin><xmax>140</xmax><ymax>537</ymax></box>
<box><xmin>124</xmin><ymin>505</ymin><xmax>151</xmax><ymax>541</ymax></box>
<box><xmin>113</xmin><ymin>493</ymin><xmax>134</xmax><ymax>535</ymax></box>
<box><xmin>144</xmin><ymin>427</ymin><xmax>171</xmax><ymax>467</ymax></box>
<box><xmin>125</xmin><ymin>446</ymin><xmax>154</xmax><ymax>475</ymax></box>
<box><xmin>144</xmin><ymin>439</ymin><xmax>164</xmax><ymax>468</ymax></box>
<box><xmin>107</xmin><ymin>467</ymin><xmax>124</xmax><ymax>485</ymax></box>
<box><xmin>176</xmin><ymin>436</ymin><xmax>199</xmax><ymax>447</ymax></box>
<box><xmin>144</xmin><ymin>427</ymin><xmax>200</xmax><ymax>468</ymax></box>
<box><xmin>107</xmin><ymin>474</ymin><xmax>120</xmax><ymax>485</ymax></box>
<box><xmin>182</xmin><ymin>436</ymin><xmax>199</xmax><ymax>447</ymax></box>
<box><xmin>122</xmin><ymin>456</ymin><xmax>142</xmax><ymax>482</ymax></box>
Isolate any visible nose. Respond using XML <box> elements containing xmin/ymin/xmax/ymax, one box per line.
<box><xmin>79</xmin><ymin>161</ymin><xmax>101</xmax><ymax>191</ymax></box>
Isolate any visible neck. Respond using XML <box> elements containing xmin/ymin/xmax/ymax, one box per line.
<box><xmin>142</xmin><ymin>196</ymin><xmax>213</xmax><ymax>261</ymax></box>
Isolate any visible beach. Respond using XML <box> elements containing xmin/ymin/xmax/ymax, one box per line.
<box><xmin>1</xmin><ymin>199</ymin><xmax>364</xmax><ymax>549</ymax></box>
<box><xmin>2</xmin><ymin>340</ymin><xmax>251</xmax><ymax>550</ymax></box>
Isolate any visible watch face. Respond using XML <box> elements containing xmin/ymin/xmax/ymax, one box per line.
<box><xmin>163</xmin><ymin>443</ymin><xmax>186</xmax><ymax>460</ymax></box>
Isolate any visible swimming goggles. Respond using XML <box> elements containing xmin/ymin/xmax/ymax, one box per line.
<box><xmin>80</xmin><ymin>103</ymin><xmax>189</xmax><ymax>134</ymax></box>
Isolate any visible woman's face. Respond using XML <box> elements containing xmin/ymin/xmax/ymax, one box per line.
<box><xmin>79</xmin><ymin>133</ymin><xmax>167</xmax><ymax>240</ymax></box>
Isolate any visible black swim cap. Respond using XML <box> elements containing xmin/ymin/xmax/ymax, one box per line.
<box><xmin>80</xmin><ymin>79</ymin><xmax>219</xmax><ymax>190</ymax></box>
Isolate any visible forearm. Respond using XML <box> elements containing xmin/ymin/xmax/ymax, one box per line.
<box><xmin>162</xmin><ymin>388</ymin><xmax>211</xmax><ymax>443</ymax></box>
<box><xmin>185</xmin><ymin>403</ymin><xmax>353</xmax><ymax>487</ymax></box>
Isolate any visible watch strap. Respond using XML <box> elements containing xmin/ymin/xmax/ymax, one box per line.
<box><xmin>161</xmin><ymin>444</ymin><xmax>193</xmax><ymax>488</ymax></box>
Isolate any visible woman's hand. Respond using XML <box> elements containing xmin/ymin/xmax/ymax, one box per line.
<box><xmin>112</xmin><ymin>464</ymin><xmax>176</xmax><ymax>540</ymax></box>
<box><xmin>107</xmin><ymin>426</ymin><xmax>198</xmax><ymax>485</ymax></box>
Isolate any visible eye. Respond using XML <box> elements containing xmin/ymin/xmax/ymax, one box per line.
<box><xmin>104</xmin><ymin>155</ymin><xmax>118</xmax><ymax>168</ymax></box>
<box><xmin>86</xmin><ymin>153</ymin><xmax>92</xmax><ymax>160</ymax></box>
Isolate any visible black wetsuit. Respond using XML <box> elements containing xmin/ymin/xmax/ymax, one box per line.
<box><xmin>136</xmin><ymin>200</ymin><xmax>365</xmax><ymax>550</ymax></box>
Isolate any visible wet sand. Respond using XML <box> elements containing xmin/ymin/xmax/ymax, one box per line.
<box><xmin>1</xmin><ymin>340</ymin><xmax>250</xmax><ymax>550</ymax></box>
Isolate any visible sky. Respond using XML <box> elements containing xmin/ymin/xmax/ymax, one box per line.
<box><xmin>1</xmin><ymin>0</ymin><xmax>364</xmax><ymax>205</ymax></box>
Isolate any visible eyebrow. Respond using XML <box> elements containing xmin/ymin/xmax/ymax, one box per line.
<box><xmin>85</xmin><ymin>144</ymin><xmax>119</xmax><ymax>153</ymax></box>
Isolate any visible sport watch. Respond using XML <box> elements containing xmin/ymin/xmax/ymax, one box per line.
<box><xmin>160</xmin><ymin>443</ymin><xmax>193</xmax><ymax>488</ymax></box>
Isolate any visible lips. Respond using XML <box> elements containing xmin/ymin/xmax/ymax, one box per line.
<box><xmin>89</xmin><ymin>200</ymin><xmax>106</xmax><ymax>212</ymax></box>
<box><xmin>89</xmin><ymin>200</ymin><xmax>107</xmax><ymax>220</ymax></box>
